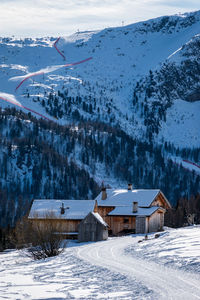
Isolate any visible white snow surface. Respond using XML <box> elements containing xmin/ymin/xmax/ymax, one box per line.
<box><xmin>29</xmin><ymin>199</ymin><xmax>95</xmax><ymax>220</ymax></box>
<box><xmin>91</xmin><ymin>212</ymin><xmax>108</xmax><ymax>227</ymax></box>
<box><xmin>0</xmin><ymin>92</ymin><xmax>22</xmax><ymax>106</ymax></box>
<box><xmin>0</xmin><ymin>226</ymin><xmax>200</xmax><ymax>299</ymax></box>
<box><xmin>108</xmin><ymin>206</ymin><xmax>162</xmax><ymax>217</ymax></box>
<box><xmin>170</xmin><ymin>156</ymin><xmax>200</xmax><ymax>175</ymax></box>
<box><xmin>9</xmin><ymin>64</ymin><xmax>69</xmax><ymax>82</ymax></box>
<box><xmin>96</xmin><ymin>188</ymin><xmax>161</xmax><ymax>207</ymax></box>
<box><xmin>158</xmin><ymin>99</ymin><xmax>200</xmax><ymax>148</ymax></box>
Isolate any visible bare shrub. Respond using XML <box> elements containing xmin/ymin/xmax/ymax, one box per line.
<box><xmin>14</xmin><ymin>212</ymin><xmax>67</xmax><ymax>259</ymax></box>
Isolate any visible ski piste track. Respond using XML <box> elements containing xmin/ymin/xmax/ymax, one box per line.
<box><xmin>15</xmin><ymin>57</ymin><xmax>93</xmax><ymax>91</ymax></box>
<box><xmin>0</xmin><ymin>34</ymin><xmax>92</xmax><ymax>120</ymax></box>
<box><xmin>171</xmin><ymin>158</ymin><xmax>200</xmax><ymax>174</ymax></box>
<box><xmin>183</xmin><ymin>159</ymin><xmax>200</xmax><ymax>169</ymax></box>
<box><xmin>15</xmin><ymin>71</ymin><xmax>44</xmax><ymax>91</ymax></box>
<box><xmin>0</xmin><ymin>95</ymin><xmax>52</xmax><ymax>121</ymax></box>
<box><xmin>53</xmin><ymin>37</ymin><xmax>66</xmax><ymax>60</ymax></box>
<box><xmin>76</xmin><ymin>236</ymin><xmax>200</xmax><ymax>300</ymax></box>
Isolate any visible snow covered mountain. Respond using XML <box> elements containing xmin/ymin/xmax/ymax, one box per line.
<box><xmin>0</xmin><ymin>11</ymin><xmax>200</xmax><ymax>227</ymax></box>
<box><xmin>0</xmin><ymin>10</ymin><xmax>200</xmax><ymax>148</ymax></box>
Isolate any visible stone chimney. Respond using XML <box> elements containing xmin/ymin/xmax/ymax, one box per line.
<box><xmin>128</xmin><ymin>183</ymin><xmax>132</xmax><ymax>191</ymax></box>
<box><xmin>101</xmin><ymin>187</ymin><xmax>107</xmax><ymax>200</ymax></box>
<box><xmin>133</xmin><ymin>201</ymin><xmax>138</xmax><ymax>213</ymax></box>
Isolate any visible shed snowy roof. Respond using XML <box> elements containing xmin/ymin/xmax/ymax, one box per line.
<box><xmin>28</xmin><ymin>199</ymin><xmax>95</xmax><ymax>220</ymax></box>
<box><xmin>91</xmin><ymin>212</ymin><xmax>108</xmax><ymax>227</ymax></box>
<box><xmin>108</xmin><ymin>206</ymin><xmax>165</xmax><ymax>217</ymax></box>
<box><xmin>95</xmin><ymin>189</ymin><xmax>161</xmax><ymax>207</ymax></box>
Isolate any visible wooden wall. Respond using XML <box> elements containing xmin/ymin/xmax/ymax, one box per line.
<box><xmin>30</xmin><ymin>219</ymin><xmax>80</xmax><ymax>233</ymax></box>
<box><xmin>136</xmin><ymin>216</ymin><xmax>147</xmax><ymax>234</ymax></box>
<box><xmin>148</xmin><ymin>212</ymin><xmax>164</xmax><ymax>232</ymax></box>
<box><xmin>98</xmin><ymin>206</ymin><xmax>115</xmax><ymax>227</ymax></box>
<box><xmin>78</xmin><ymin>213</ymin><xmax>108</xmax><ymax>242</ymax></box>
<box><xmin>109</xmin><ymin>216</ymin><xmax>136</xmax><ymax>235</ymax></box>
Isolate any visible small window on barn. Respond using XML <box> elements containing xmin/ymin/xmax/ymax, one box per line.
<box><xmin>123</xmin><ymin>218</ymin><xmax>129</xmax><ymax>224</ymax></box>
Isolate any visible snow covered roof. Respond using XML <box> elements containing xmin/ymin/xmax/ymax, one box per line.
<box><xmin>108</xmin><ymin>206</ymin><xmax>165</xmax><ymax>217</ymax></box>
<box><xmin>91</xmin><ymin>212</ymin><xmax>108</xmax><ymax>227</ymax></box>
<box><xmin>95</xmin><ymin>189</ymin><xmax>161</xmax><ymax>208</ymax></box>
<box><xmin>28</xmin><ymin>199</ymin><xmax>95</xmax><ymax>220</ymax></box>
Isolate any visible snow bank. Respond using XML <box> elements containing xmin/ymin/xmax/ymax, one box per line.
<box><xmin>126</xmin><ymin>226</ymin><xmax>200</xmax><ymax>273</ymax></box>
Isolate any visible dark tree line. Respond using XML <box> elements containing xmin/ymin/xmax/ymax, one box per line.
<box><xmin>165</xmin><ymin>193</ymin><xmax>200</xmax><ymax>227</ymax></box>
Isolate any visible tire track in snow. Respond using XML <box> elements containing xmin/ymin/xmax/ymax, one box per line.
<box><xmin>76</xmin><ymin>236</ymin><xmax>200</xmax><ymax>300</ymax></box>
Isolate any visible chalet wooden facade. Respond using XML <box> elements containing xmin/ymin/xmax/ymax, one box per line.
<box><xmin>95</xmin><ymin>185</ymin><xmax>171</xmax><ymax>235</ymax></box>
<box><xmin>28</xmin><ymin>186</ymin><xmax>171</xmax><ymax>238</ymax></box>
<box><xmin>28</xmin><ymin>199</ymin><xmax>96</xmax><ymax>239</ymax></box>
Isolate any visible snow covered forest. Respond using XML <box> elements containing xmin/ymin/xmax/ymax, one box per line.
<box><xmin>0</xmin><ymin>107</ymin><xmax>199</xmax><ymax>228</ymax></box>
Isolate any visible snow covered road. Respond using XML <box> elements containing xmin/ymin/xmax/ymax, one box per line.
<box><xmin>0</xmin><ymin>227</ymin><xmax>200</xmax><ymax>299</ymax></box>
<box><xmin>76</xmin><ymin>235</ymin><xmax>200</xmax><ymax>300</ymax></box>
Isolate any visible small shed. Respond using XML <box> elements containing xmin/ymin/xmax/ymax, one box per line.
<box><xmin>78</xmin><ymin>212</ymin><xmax>108</xmax><ymax>242</ymax></box>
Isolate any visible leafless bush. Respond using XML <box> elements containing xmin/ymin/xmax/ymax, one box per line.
<box><xmin>14</xmin><ymin>212</ymin><xmax>67</xmax><ymax>259</ymax></box>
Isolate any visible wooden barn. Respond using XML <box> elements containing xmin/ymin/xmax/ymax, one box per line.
<box><xmin>95</xmin><ymin>185</ymin><xmax>171</xmax><ymax>235</ymax></box>
<box><xmin>28</xmin><ymin>199</ymin><xmax>96</xmax><ymax>239</ymax></box>
<box><xmin>78</xmin><ymin>211</ymin><xmax>108</xmax><ymax>242</ymax></box>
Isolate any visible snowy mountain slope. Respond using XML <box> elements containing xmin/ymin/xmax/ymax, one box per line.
<box><xmin>0</xmin><ymin>227</ymin><xmax>200</xmax><ymax>299</ymax></box>
<box><xmin>0</xmin><ymin>11</ymin><xmax>200</xmax><ymax>148</ymax></box>
<box><xmin>158</xmin><ymin>99</ymin><xmax>200</xmax><ymax>147</ymax></box>
<box><xmin>133</xmin><ymin>32</ymin><xmax>200</xmax><ymax>147</ymax></box>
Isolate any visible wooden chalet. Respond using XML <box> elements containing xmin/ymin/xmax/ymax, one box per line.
<box><xmin>28</xmin><ymin>185</ymin><xmax>171</xmax><ymax>240</ymax></box>
<box><xmin>95</xmin><ymin>185</ymin><xmax>171</xmax><ymax>235</ymax></box>
<box><xmin>28</xmin><ymin>199</ymin><xmax>97</xmax><ymax>239</ymax></box>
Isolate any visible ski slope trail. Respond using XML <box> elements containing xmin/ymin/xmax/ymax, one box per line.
<box><xmin>76</xmin><ymin>236</ymin><xmax>200</xmax><ymax>300</ymax></box>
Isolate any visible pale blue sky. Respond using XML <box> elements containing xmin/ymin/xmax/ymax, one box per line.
<box><xmin>0</xmin><ymin>0</ymin><xmax>199</xmax><ymax>37</ymax></box>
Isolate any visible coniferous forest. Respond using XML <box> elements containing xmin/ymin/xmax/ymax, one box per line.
<box><xmin>0</xmin><ymin>107</ymin><xmax>199</xmax><ymax>230</ymax></box>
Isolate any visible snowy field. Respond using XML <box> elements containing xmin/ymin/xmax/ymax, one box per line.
<box><xmin>0</xmin><ymin>226</ymin><xmax>200</xmax><ymax>299</ymax></box>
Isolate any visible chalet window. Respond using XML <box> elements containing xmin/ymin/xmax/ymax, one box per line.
<box><xmin>123</xmin><ymin>218</ymin><xmax>129</xmax><ymax>224</ymax></box>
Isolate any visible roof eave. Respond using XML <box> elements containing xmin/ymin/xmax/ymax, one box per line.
<box><xmin>159</xmin><ymin>190</ymin><xmax>172</xmax><ymax>209</ymax></box>
<box><xmin>148</xmin><ymin>190</ymin><xmax>171</xmax><ymax>209</ymax></box>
